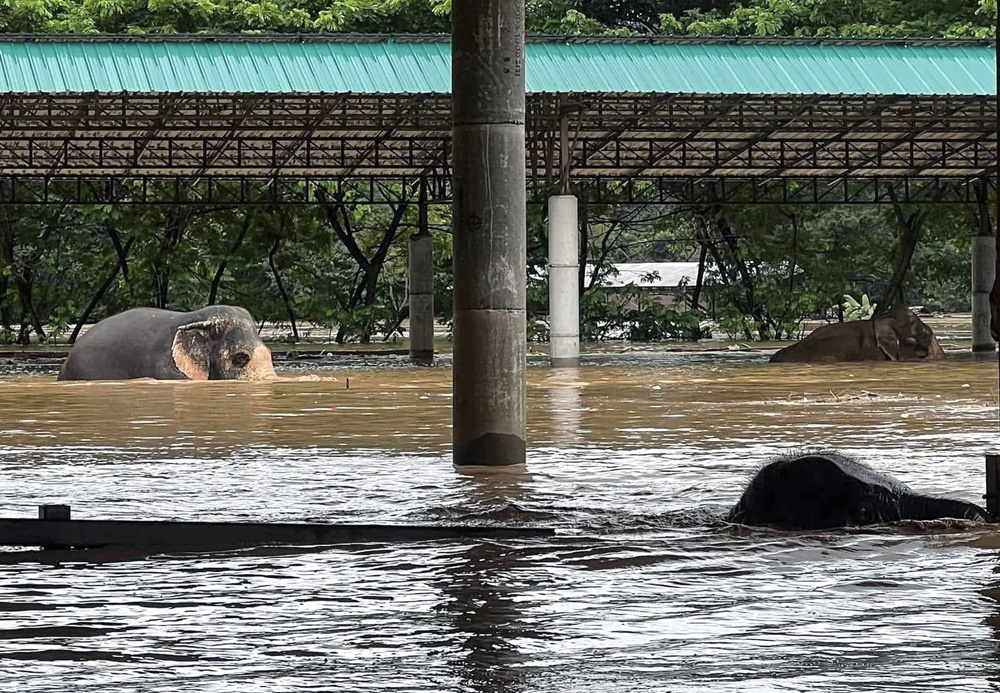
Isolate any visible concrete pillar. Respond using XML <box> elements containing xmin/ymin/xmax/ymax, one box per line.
<box><xmin>408</xmin><ymin>230</ymin><xmax>434</xmax><ymax>365</ymax></box>
<box><xmin>973</xmin><ymin>234</ymin><xmax>996</xmax><ymax>352</ymax></box>
<box><xmin>548</xmin><ymin>195</ymin><xmax>580</xmax><ymax>367</ymax></box>
<box><xmin>451</xmin><ymin>0</ymin><xmax>527</xmax><ymax>467</ymax></box>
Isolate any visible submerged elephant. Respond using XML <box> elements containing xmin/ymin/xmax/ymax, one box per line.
<box><xmin>728</xmin><ymin>452</ymin><xmax>990</xmax><ymax>530</ymax></box>
<box><xmin>769</xmin><ymin>306</ymin><xmax>944</xmax><ymax>363</ymax></box>
<box><xmin>58</xmin><ymin>305</ymin><xmax>277</xmax><ymax>381</ymax></box>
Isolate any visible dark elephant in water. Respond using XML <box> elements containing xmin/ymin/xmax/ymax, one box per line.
<box><xmin>769</xmin><ymin>306</ymin><xmax>944</xmax><ymax>363</ymax></box>
<box><xmin>728</xmin><ymin>452</ymin><xmax>990</xmax><ymax>530</ymax></box>
<box><xmin>58</xmin><ymin>306</ymin><xmax>277</xmax><ymax>381</ymax></box>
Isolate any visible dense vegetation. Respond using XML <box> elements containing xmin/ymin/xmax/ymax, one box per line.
<box><xmin>0</xmin><ymin>0</ymin><xmax>994</xmax><ymax>344</ymax></box>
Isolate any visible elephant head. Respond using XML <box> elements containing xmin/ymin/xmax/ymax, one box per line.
<box><xmin>727</xmin><ymin>452</ymin><xmax>990</xmax><ymax>530</ymax></box>
<box><xmin>171</xmin><ymin>308</ymin><xmax>276</xmax><ymax>381</ymax></box>
<box><xmin>872</xmin><ymin>306</ymin><xmax>944</xmax><ymax>361</ymax></box>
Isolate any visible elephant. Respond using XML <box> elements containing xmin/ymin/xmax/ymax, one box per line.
<box><xmin>769</xmin><ymin>306</ymin><xmax>944</xmax><ymax>363</ymax></box>
<box><xmin>727</xmin><ymin>452</ymin><xmax>990</xmax><ymax>530</ymax></box>
<box><xmin>58</xmin><ymin>305</ymin><xmax>277</xmax><ymax>381</ymax></box>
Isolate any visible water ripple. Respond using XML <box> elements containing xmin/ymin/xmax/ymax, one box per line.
<box><xmin>0</xmin><ymin>357</ymin><xmax>997</xmax><ymax>691</ymax></box>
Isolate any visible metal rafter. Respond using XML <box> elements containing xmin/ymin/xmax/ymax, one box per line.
<box><xmin>340</xmin><ymin>96</ymin><xmax>434</xmax><ymax>177</ymax></box>
<box><xmin>613</xmin><ymin>95</ymin><xmax>815</xmax><ymax>178</ymax></box>
<box><xmin>130</xmin><ymin>96</ymin><xmax>188</xmax><ymax>168</ymax></box>
<box><xmin>569</xmin><ymin>94</ymin><xmax>675</xmax><ymax>169</ymax></box>
<box><xmin>774</xmin><ymin>99</ymin><xmax>988</xmax><ymax>176</ymax></box>
<box><xmin>264</xmin><ymin>96</ymin><xmax>348</xmax><ymax>180</ymax></box>
<box><xmin>188</xmin><ymin>96</ymin><xmax>264</xmax><ymax>179</ymax></box>
<box><xmin>701</xmin><ymin>95</ymin><xmax>891</xmax><ymax>177</ymax></box>
<box><xmin>43</xmin><ymin>94</ymin><xmax>99</xmax><ymax>177</ymax></box>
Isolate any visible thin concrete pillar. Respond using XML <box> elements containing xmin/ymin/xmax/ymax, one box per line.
<box><xmin>408</xmin><ymin>205</ymin><xmax>434</xmax><ymax>365</ymax></box>
<box><xmin>973</xmin><ymin>234</ymin><xmax>996</xmax><ymax>352</ymax></box>
<box><xmin>408</xmin><ymin>181</ymin><xmax>434</xmax><ymax>365</ymax></box>
<box><xmin>548</xmin><ymin>195</ymin><xmax>580</xmax><ymax>367</ymax></box>
<box><xmin>451</xmin><ymin>0</ymin><xmax>527</xmax><ymax>466</ymax></box>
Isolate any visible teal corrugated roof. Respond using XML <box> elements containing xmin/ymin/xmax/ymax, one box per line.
<box><xmin>0</xmin><ymin>37</ymin><xmax>992</xmax><ymax>96</ymax></box>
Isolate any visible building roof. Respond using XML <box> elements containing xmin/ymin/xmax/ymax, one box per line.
<box><xmin>586</xmin><ymin>262</ymin><xmax>700</xmax><ymax>289</ymax></box>
<box><xmin>0</xmin><ymin>35</ymin><xmax>992</xmax><ymax>96</ymax></box>
<box><xmin>0</xmin><ymin>36</ymin><xmax>991</xmax><ymax>202</ymax></box>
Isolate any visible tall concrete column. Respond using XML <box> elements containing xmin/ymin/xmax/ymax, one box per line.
<box><xmin>548</xmin><ymin>195</ymin><xmax>580</xmax><ymax>367</ymax></box>
<box><xmin>973</xmin><ymin>234</ymin><xmax>997</xmax><ymax>352</ymax></box>
<box><xmin>451</xmin><ymin>0</ymin><xmax>527</xmax><ymax>466</ymax></box>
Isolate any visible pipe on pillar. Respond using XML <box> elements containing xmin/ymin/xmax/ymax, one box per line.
<box><xmin>559</xmin><ymin>111</ymin><xmax>571</xmax><ymax>194</ymax></box>
<box><xmin>451</xmin><ymin>0</ymin><xmax>527</xmax><ymax>466</ymax></box>
<box><xmin>408</xmin><ymin>181</ymin><xmax>434</xmax><ymax>365</ymax></box>
<box><xmin>973</xmin><ymin>234</ymin><xmax>996</xmax><ymax>353</ymax></box>
<box><xmin>548</xmin><ymin>195</ymin><xmax>580</xmax><ymax>367</ymax></box>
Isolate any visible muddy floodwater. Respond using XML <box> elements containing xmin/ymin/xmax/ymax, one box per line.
<box><xmin>2</xmin><ymin>351</ymin><xmax>1000</xmax><ymax>691</ymax></box>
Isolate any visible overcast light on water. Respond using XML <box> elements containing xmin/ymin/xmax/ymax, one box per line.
<box><xmin>1</xmin><ymin>352</ymin><xmax>1000</xmax><ymax>691</ymax></box>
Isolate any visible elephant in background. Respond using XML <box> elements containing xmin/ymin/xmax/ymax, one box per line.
<box><xmin>728</xmin><ymin>452</ymin><xmax>990</xmax><ymax>530</ymax></box>
<box><xmin>58</xmin><ymin>305</ymin><xmax>277</xmax><ymax>381</ymax></box>
<box><xmin>769</xmin><ymin>306</ymin><xmax>944</xmax><ymax>363</ymax></box>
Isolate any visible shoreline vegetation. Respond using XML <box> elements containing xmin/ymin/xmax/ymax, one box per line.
<box><xmin>0</xmin><ymin>314</ymin><xmax>979</xmax><ymax>363</ymax></box>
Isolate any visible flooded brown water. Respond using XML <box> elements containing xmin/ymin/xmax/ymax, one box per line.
<box><xmin>2</xmin><ymin>352</ymin><xmax>1000</xmax><ymax>691</ymax></box>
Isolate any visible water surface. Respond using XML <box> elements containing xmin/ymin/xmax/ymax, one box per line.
<box><xmin>1</xmin><ymin>354</ymin><xmax>1000</xmax><ymax>691</ymax></box>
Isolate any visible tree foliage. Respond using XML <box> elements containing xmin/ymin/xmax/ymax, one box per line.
<box><xmin>2</xmin><ymin>0</ymin><xmax>991</xmax><ymax>36</ymax></box>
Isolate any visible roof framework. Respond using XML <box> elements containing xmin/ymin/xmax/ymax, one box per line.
<box><xmin>0</xmin><ymin>36</ymin><xmax>994</xmax><ymax>205</ymax></box>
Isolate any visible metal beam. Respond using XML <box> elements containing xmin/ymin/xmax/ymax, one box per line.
<box><xmin>0</xmin><ymin>174</ymin><xmax>982</xmax><ymax>206</ymax></box>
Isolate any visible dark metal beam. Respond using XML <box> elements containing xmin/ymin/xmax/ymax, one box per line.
<box><xmin>0</xmin><ymin>513</ymin><xmax>553</xmax><ymax>552</ymax></box>
<box><xmin>3</xmin><ymin>134</ymin><xmax>989</xmax><ymax>178</ymax></box>
<box><xmin>0</xmin><ymin>174</ymin><xmax>983</xmax><ymax>206</ymax></box>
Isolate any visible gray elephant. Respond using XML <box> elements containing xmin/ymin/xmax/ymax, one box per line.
<box><xmin>58</xmin><ymin>306</ymin><xmax>277</xmax><ymax>381</ymax></box>
<box><xmin>770</xmin><ymin>306</ymin><xmax>944</xmax><ymax>363</ymax></box>
<box><xmin>728</xmin><ymin>452</ymin><xmax>990</xmax><ymax>530</ymax></box>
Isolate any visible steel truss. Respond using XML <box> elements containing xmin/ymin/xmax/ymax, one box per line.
<box><xmin>0</xmin><ymin>175</ymin><xmax>984</xmax><ymax>206</ymax></box>
<box><xmin>0</xmin><ymin>89</ymin><xmax>993</xmax><ymax>204</ymax></box>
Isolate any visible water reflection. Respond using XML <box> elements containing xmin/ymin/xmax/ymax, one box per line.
<box><xmin>450</xmin><ymin>467</ymin><xmax>541</xmax><ymax>521</ymax></box>
<box><xmin>542</xmin><ymin>368</ymin><xmax>585</xmax><ymax>447</ymax></box>
<box><xmin>438</xmin><ymin>540</ymin><xmax>534</xmax><ymax>693</ymax></box>
<box><xmin>442</xmin><ymin>464</ymin><xmax>549</xmax><ymax>693</ymax></box>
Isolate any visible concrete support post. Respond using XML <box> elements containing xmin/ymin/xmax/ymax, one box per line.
<box><xmin>548</xmin><ymin>195</ymin><xmax>580</xmax><ymax>367</ymax></box>
<box><xmin>973</xmin><ymin>234</ymin><xmax>996</xmax><ymax>353</ymax></box>
<box><xmin>986</xmin><ymin>454</ymin><xmax>1000</xmax><ymax>520</ymax></box>
<box><xmin>451</xmin><ymin>0</ymin><xmax>527</xmax><ymax>466</ymax></box>
<box><xmin>408</xmin><ymin>186</ymin><xmax>434</xmax><ymax>364</ymax></box>
<box><xmin>38</xmin><ymin>504</ymin><xmax>71</xmax><ymax>520</ymax></box>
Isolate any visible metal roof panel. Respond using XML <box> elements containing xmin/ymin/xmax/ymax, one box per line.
<box><xmin>0</xmin><ymin>37</ymin><xmax>991</xmax><ymax>96</ymax></box>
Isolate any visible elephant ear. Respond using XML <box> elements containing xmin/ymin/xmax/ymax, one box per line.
<box><xmin>873</xmin><ymin>316</ymin><xmax>900</xmax><ymax>361</ymax></box>
<box><xmin>170</xmin><ymin>320</ymin><xmax>216</xmax><ymax>380</ymax></box>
